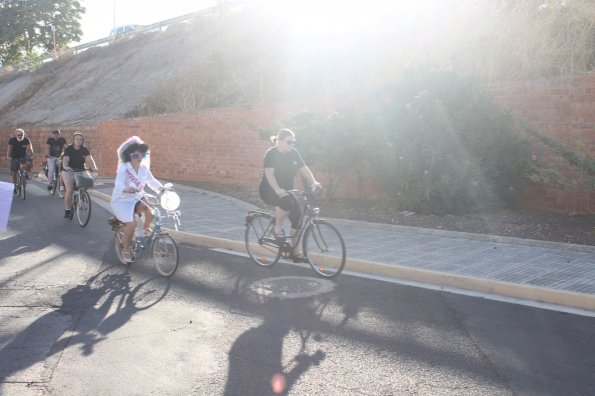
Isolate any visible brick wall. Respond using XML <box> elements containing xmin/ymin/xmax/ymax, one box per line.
<box><xmin>487</xmin><ymin>73</ymin><xmax>595</xmax><ymax>214</ymax></box>
<box><xmin>2</xmin><ymin>75</ymin><xmax>594</xmax><ymax>214</ymax></box>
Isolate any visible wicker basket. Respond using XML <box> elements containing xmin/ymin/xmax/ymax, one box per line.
<box><xmin>74</xmin><ymin>173</ymin><xmax>94</xmax><ymax>188</ymax></box>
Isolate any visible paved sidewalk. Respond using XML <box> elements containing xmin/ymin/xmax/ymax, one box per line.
<box><xmin>85</xmin><ymin>177</ymin><xmax>595</xmax><ymax>313</ymax></box>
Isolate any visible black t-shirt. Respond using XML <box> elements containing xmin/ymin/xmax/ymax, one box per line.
<box><xmin>261</xmin><ymin>147</ymin><xmax>305</xmax><ymax>190</ymax></box>
<box><xmin>47</xmin><ymin>136</ymin><xmax>67</xmax><ymax>157</ymax></box>
<box><xmin>8</xmin><ymin>137</ymin><xmax>30</xmax><ymax>158</ymax></box>
<box><xmin>63</xmin><ymin>145</ymin><xmax>90</xmax><ymax>170</ymax></box>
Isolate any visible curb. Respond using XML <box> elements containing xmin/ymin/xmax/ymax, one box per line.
<box><xmin>159</xmin><ymin>179</ymin><xmax>595</xmax><ymax>254</ymax></box>
<box><xmin>88</xmin><ymin>189</ymin><xmax>595</xmax><ymax>313</ymax></box>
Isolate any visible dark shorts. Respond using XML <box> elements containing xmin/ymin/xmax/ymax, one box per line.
<box><xmin>10</xmin><ymin>157</ymin><xmax>31</xmax><ymax>172</ymax></box>
<box><xmin>259</xmin><ymin>181</ymin><xmax>302</xmax><ymax>229</ymax></box>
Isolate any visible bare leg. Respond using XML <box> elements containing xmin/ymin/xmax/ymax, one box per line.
<box><xmin>275</xmin><ymin>207</ymin><xmax>289</xmax><ymax>234</ymax></box>
<box><xmin>142</xmin><ymin>206</ymin><xmax>154</xmax><ymax>232</ymax></box>
<box><xmin>122</xmin><ymin>221</ymin><xmax>135</xmax><ymax>260</ymax></box>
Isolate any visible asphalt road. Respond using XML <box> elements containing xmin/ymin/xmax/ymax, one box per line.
<box><xmin>1</xmin><ymin>181</ymin><xmax>595</xmax><ymax>395</ymax></box>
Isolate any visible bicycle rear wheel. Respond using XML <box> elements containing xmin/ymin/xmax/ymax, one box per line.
<box><xmin>303</xmin><ymin>220</ymin><xmax>346</xmax><ymax>278</ymax></box>
<box><xmin>245</xmin><ymin>213</ymin><xmax>280</xmax><ymax>267</ymax></box>
<box><xmin>76</xmin><ymin>189</ymin><xmax>92</xmax><ymax>227</ymax></box>
<box><xmin>114</xmin><ymin>226</ymin><xmax>133</xmax><ymax>265</ymax></box>
<box><xmin>151</xmin><ymin>234</ymin><xmax>179</xmax><ymax>277</ymax></box>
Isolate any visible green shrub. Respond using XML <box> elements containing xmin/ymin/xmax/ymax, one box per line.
<box><xmin>365</xmin><ymin>66</ymin><xmax>552</xmax><ymax>213</ymax></box>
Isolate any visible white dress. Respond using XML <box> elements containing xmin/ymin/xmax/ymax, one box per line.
<box><xmin>110</xmin><ymin>162</ymin><xmax>163</xmax><ymax>222</ymax></box>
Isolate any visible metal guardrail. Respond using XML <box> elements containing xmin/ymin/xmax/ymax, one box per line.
<box><xmin>0</xmin><ymin>0</ymin><xmax>252</xmax><ymax>76</ymax></box>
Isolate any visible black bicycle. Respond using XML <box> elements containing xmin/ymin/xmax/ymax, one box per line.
<box><xmin>48</xmin><ymin>161</ymin><xmax>61</xmax><ymax>196</ymax></box>
<box><xmin>14</xmin><ymin>160</ymin><xmax>28</xmax><ymax>200</ymax></box>
<box><xmin>244</xmin><ymin>188</ymin><xmax>346</xmax><ymax>278</ymax></box>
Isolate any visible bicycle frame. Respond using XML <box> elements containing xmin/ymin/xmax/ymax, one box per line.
<box><xmin>248</xmin><ymin>190</ymin><xmax>320</xmax><ymax>257</ymax></box>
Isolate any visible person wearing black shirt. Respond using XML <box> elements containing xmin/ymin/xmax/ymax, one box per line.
<box><xmin>259</xmin><ymin>129</ymin><xmax>320</xmax><ymax>260</ymax></box>
<box><xmin>46</xmin><ymin>129</ymin><xmax>67</xmax><ymax>190</ymax></box>
<box><xmin>62</xmin><ymin>132</ymin><xmax>98</xmax><ymax>218</ymax></box>
<box><xmin>6</xmin><ymin>128</ymin><xmax>34</xmax><ymax>194</ymax></box>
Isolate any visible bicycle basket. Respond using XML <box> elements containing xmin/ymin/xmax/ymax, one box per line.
<box><xmin>74</xmin><ymin>173</ymin><xmax>94</xmax><ymax>188</ymax></box>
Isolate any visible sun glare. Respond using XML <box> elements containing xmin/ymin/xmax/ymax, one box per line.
<box><xmin>265</xmin><ymin>0</ymin><xmax>404</xmax><ymax>38</ymax></box>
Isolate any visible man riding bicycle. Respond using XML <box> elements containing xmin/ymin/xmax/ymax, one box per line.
<box><xmin>46</xmin><ymin>129</ymin><xmax>67</xmax><ymax>190</ymax></box>
<box><xmin>6</xmin><ymin>128</ymin><xmax>34</xmax><ymax>194</ymax></box>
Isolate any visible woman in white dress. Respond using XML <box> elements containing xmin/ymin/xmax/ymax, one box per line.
<box><xmin>111</xmin><ymin>136</ymin><xmax>166</xmax><ymax>263</ymax></box>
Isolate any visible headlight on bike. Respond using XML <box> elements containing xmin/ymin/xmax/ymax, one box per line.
<box><xmin>160</xmin><ymin>191</ymin><xmax>180</xmax><ymax>211</ymax></box>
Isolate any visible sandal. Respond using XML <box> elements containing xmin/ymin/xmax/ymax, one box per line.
<box><xmin>122</xmin><ymin>250</ymin><xmax>134</xmax><ymax>264</ymax></box>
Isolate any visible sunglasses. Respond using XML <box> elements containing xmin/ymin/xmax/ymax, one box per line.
<box><xmin>130</xmin><ymin>151</ymin><xmax>148</xmax><ymax>160</ymax></box>
<box><xmin>285</xmin><ymin>140</ymin><xmax>296</xmax><ymax>145</ymax></box>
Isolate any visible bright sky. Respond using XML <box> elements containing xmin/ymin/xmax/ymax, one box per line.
<box><xmin>78</xmin><ymin>0</ymin><xmax>218</xmax><ymax>44</ymax></box>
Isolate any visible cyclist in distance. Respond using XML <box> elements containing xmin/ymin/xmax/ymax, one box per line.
<box><xmin>111</xmin><ymin>136</ymin><xmax>167</xmax><ymax>263</ymax></box>
<box><xmin>6</xmin><ymin>128</ymin><xmax>34</xmax><ymax>194</ymax></box>
<box><xmin>46</xmin><ymin>129</ymin><xmax>67</xmax><ymax>190</ymax></box>
<box><xmin>62</xmin><ymin>132</ymin><xmax>98</xmax><ymax>218</ymax></box>
<box><xmin>259</xmin><ymin>128</ymin><xmax>321</xmax><ymax>259</ymax></box>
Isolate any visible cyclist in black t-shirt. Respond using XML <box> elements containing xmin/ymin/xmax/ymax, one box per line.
<box><xmin>46</xmin><ymin>129</ymin><xmax>67</xmax><ymax>190</ymax></box>
<box><xmin>6</xmin><ymin>128</ymin><xmax>34</xmax><ymax>194</ymax></box>
<box><xmin>259</xmin><ymin>129</ymin><xmax>320</xmax><ymax>257</ymax></box>
<box><xmin>62</xmin><ymin>132</ymin><xmax>98</xmax><ymax>218</ymax></box>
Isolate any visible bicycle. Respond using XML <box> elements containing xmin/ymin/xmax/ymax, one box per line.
<box><xmin>14</xmin><ymin>160</ymin><xmax>28</xmax><ymax>200</ymax></box>
<box><xmin>64</xmin><ymin>169</ymin><xmax>96</xmax><ymax>227</ymax></box>
<box><xmin>244</xmin><ymin>188</ymin><xmax>346</xmax><ymax>278</ymax></box>
<box><xmin>109</xmin><ymin>189</ymin><xmax>182</xmax><ymax>277</ymax></box>
<box><xmin>48</xmin><ymin>160</ymin><xmax>61</xmax><ymax>196</ymax></box>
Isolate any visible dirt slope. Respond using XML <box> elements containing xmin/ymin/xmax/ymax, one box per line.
<box><xmin>0</xmin><ymin>22</ymin><xmax>217</xmax><ymax>126</ymax></box>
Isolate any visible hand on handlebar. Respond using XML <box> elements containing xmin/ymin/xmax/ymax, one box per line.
<box><xmin>160</xmin><ymin>182</ymin><xmax>174</xmax><ymax>192</ymax></box>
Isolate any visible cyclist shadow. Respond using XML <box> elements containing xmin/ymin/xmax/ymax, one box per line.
<box><xmin>0</xmin><ymin>268</ymin><xmax>168</xmax><ymax>382</ymax></box>
<box><xmin>224</xmin><ymin>297</ymin><xmax>330</xmax><ymax>396</ymax></box>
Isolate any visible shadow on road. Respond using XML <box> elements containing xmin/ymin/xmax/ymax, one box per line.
<box><xmin>224</xmin><ymin>297</ymin><xmax>330</xmax><ymax>396</ymax></box>
<box><xmin>0</xmin><ymin>268</ymin><xmax>170</xmax><ymax>383</ymax></box>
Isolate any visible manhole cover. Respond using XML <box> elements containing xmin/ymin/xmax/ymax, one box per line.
<box><xmin>249</xmin><ymin>276</ymin><xmax>335</xmax><ymax>299</ymax></box>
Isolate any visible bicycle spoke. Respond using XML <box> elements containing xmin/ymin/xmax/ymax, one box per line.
<box><xmin>245</xmin><ymin>213</ymin><xmax>280</xmax><ymax>267</ymax></box>
<box><xmin>76</xmin><ymin>190</ymin><xmax>92</xmax><ymax>227</ymax></box>
<box><xmin>151</xmin><ymin>235</ymin><xmax>179</xmax><ymax>277</ymax></box>
<box><xmin>304</xmin><ymin>221</ymin><xmax>346</xmax><ymax>278</ymax></box>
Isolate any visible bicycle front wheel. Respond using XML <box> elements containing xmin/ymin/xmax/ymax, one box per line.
<box><xmin>245</xmin><ymin>213</ymin><xmax>280</xmax><ymax>267</ymax></box>
<box><xmin>20</xmin><ymin>175</ymin><xmax>26</xmax><ymax>200</ymax></box>
<box><xmin>76</xmin><ymin>189</ymin><xmax>92</xmax><ymax>227</ymax></box>
<box><xmin>50</xmin><ymin>172</ymin><xmax>57</xmax><ymax>195</ymax></box>
<box><xmin>303</xmin><ymin>220</ymin><xmax>346</xmax><ymax>278</ymax></box>
<box><xmin>151</xmin><ymin>234</ymin><xmax>179</xmax><ymax>277</ymax></box>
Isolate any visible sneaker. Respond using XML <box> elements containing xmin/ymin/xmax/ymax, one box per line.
<box><xmin>64</xmin><ymin>210</ymin><xmax>71</xmax><ymax>218</ymax></box>
<box><xmin>47</xmin><ymin>185</ymin><xmax>52</xmax><ymax>190</ymax></box>
<box><xmin>59</xmin><ymin>186</ymin><xmax>65</xmax><ymax>193</ymax></box>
